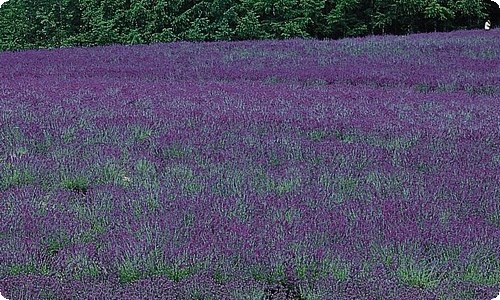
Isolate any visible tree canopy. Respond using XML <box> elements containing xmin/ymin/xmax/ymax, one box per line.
<box><xmin>0</xmin><ymin>0</ymin><xmax>497</xmax><ymax>51</ymax></box>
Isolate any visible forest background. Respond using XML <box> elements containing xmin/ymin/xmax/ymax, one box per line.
<box><xmin>0</xmin><ymin>0</ymin><xmax>499</xmax><ymax>51</ymax></box>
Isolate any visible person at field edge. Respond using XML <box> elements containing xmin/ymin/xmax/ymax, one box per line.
<box><xmin>485</xmin><ymin>19</ymin><xmax>491</xmax><ymax>31</ymax></box>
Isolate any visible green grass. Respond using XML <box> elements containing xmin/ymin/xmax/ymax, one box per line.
<box><xmin>40</xmin><ymin>289</ymin><xmax>57</xmax><ymax>300</ymax></box>
<box><xmin>33</xmin><ymin>131</ymin><xmax>53</xmax><ymax>154</ymax></box>
<box><xmin>487</xmin><ymin>211</ymin><xmax>500</xmax><ymax>228</ymax></box>
<box><xmin>462</xmin><ymin>264</ymin><xmax>500</xmax><ymax>286</ymax></box>
<box><xmin>64</xmin><ymin>253</ymin><xmax>103</xmax><ymax>280</ymax></box>
<box><xmin>326</xmin><ymin>258</ymin><xmax>351</xmax><ymax>282</ymax></box>
<box><xmin>364</xmin><ymin>171</ymin><xmax>406</xmax><ymax>198</ymax></box>
<box><xmin>230</xmin><ymin>287</ymin><xmax>266</xmax><ymax>300</ymax></box>
<box><xmin>274</xmin><ymin>177</ymin><xmax>300</xmax><ymax>195</ymax></box>
<box><xmin>159</xmin><ymin>143</ymin><xmax>191</xmax><ymax>160</ymax></box>
<box><xmin>158</xmin><ymin>264</ymin><xmax>193</xmax><ymax>282</ymax></box>
<box><xmin>78</xmin><ymin>221</ymin><xmax>107</xmax><ymax>244</ymax></box>
<box><xmin>293</xmin><ymin>255</ymin><xmax>324</xmax><ymax>283</ymax></box>
<box><xmin>334</xmin><ymin>130</ymin><xmax>356</xmax><ymax>143</ymax></box>
<box><xmin>8</xmin><ymin>261</ymin><xmax>53</xmax><ymax>277</ymax></box>
<box><xmin>461</xmin><ymin>246</ymin><xmax>500</xmax><ymax>286</ymax></box>
<box><xmin>396</xmin><ymin>257</ymin><xmax>441</xmax><ymax>288</ymax></box>
<box><xmin>46</xmin><ymin>239</ymin><xmax>64</xmax><ymax>256</ymax></box>
<box><xmin>76</xmin><ymin>262</ymin><xmax>102</xmax><ymax>279</ymax></box>
<box><xmin>38</xmin><ymin>262</ymin><xmax>52</xmax><ymax>276</ymax></box>
<box><xmin>319</xmin><ymin>172</ymin><xmax>360</xmax><ymax>204</ymax></box>
<box><xmin>335</xmin><ymin>175</ymin><xmax>359</xmax><ymax>200</ymax></box>
<box><xmin>0</xmin><ymin>165</ymin><xmax>35</xmax><ymax>190</ymax></box>
<box><xmin>163</xmin><ymin>164</ymin><xmax>200</xmax><ymax>196</ymax></box>
<box><xmin>61</xmin><ymin>126</ymin><xmax>77</xmax><ymax>143</ymax></box>
<box><xmin>144</xmin><ymin>250</ymin><xmax>196</xmax><ymax>283</ymax></box>
<box><xmin>135</xmin><ymin>158</ymin><xmax>156</xmax><ymax>176</ymax></box>
<box><xmin>181</xmin><ymin>212</ymin><xmax>195</xmax><ymax>228</ymax></box>
<box><xmin>99</xmin><ymin>161</ymin><xmax>129</xmax><ymax>185</ymax></box>
<box><xmin>226</xmin><ymin>197</ymin><xmax>251</xmax><ymax>222</ymax></box>
<box><xmin>308</xmin><ymin>129</ymin><xmax>328</xmax><ymax>141</ymax></box>
<box><xmin>61</xmin><ymin>175</ymin><xmax>90</xmax><ymax>194</ymax></box>
<box><xmin>44</xmin><ymin>233</ymin><xmax>70</xmax><ymax>257</ymax></box>
<box><xmin>8</xmin><ymin>262</ymin><xmax>37</xmax><ymax>276</ymax></box>
<box><xmin>211</xmin><ymin>167</ymin><xmax>245</xmax><ymax>197</ymax></box>
<box><xmin>143</xmin><ymin>192</ymin><xmax>161</xmax><ymax>211</ymax></box>
<box><xmin>131</xmin><ymin>125</ymin><xmax>154</xmax><ymax>143</ymax></box>
<box><xmin>251</xmin><ymin>168</ymin><xmax>274</xmax><ymax>195</ymax></box>
<box><xmin>183</xmin><ymin>181</ymin><xmax>202</xmax><ymax>194</ymax></box>
<box><xmin>117</xmin><ymin>260</ymin><xmax>141</xmax><ymax>284</ymax></box>
<box><xmin>212</xmin><ymin>268</ymin><xmax>231</xmax><ymax>284</ymax></box>
<box><xmin>249</xmin><ymin>262</ymin><xmax>286</xmax><ymax>284</ymax></box>
<box><xmin>372</xmin><ymin>244</ymin><xmax>397</xmax><ymax>269</ymax></box>
<box><xmin>298</xmin><ymin>286</ymin><xmax>327</xmax><ymax>300</ymax></box>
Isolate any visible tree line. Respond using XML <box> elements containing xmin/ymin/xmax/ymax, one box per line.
<box><xmin>0</xmin><ymin>0</ymin><xmax>496</xmax><ymax>51</ymax></box>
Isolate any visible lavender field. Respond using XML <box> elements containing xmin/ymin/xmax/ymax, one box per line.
<box><xmin>0</xmin><ymin>29</ymin><xmax>499</xmax><ymax>300</ymax></box>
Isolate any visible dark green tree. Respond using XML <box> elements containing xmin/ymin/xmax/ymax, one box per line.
<box><xmin>0</xmin><ymin>0</ymin><xmax>493</xmax><ymax>51</ymax></box>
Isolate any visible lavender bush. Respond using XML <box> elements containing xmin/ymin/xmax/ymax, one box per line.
<box><xmin>0</xmin><ymin>29</ymin><xmax>499</xmax><ymax>300</ymax></box>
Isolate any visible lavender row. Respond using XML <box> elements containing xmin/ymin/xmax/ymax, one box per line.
<box><xmin>1</xmin><ymin>30</ymin><xmax>499</xmax><ymax>94</ymax></box>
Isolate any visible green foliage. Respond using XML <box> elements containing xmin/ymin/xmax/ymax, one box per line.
<box><xmin>462</xmin><ymin>264</ymin><xmax>500</xmax><ymax>285</ymax></box>
<box><xmin>46</xmin><ymin>239</ymin><xmax>64</xmax><ymax>256</ymax></box>
<box><xmin>293</xmin><ymin>255</ymin><xmax>324</xmax><ymax>283</ymax></box>
<box><xmin>40</xmin><ymin>289</ymin><xmax>57</xmax><ymax>300</ymax></box>
<box><xmin>211</xmin><ymin>166</ymin><xmax>245</xmax><ymax>197</ymax></box>
<box><xmin>325</xmin><ymin>258</ymin><xmax>351</xmax><ymax>282</ymax></box>
<box><xmin>135</xmin><ymin>159</ymin><xmax>156</xmax><ymax>176</ymax></box>
<box><xmin>235</xmin><ymin>11</ymin><xmax>267</xmax><ymax>39</ymax></box>
<box><xmin>212</xmin><ymin>268</ymin><xmax>231</xmax><ymax>284</ymax></box>
<box><xmin>99</xmin><ymin>161</ymin><xmax>128</xmax><ymax>186</ymax></box>
<box><xmin>79</xmin><ymin>221</ymin><xmax>107</xmax><ymax>243</ymax></box>
<box><xmin>44</xmin><ymin>231</ymin><xmax>70</xmax><ymax>257</ymax></box>
<box><xmin>131</xmin><ymin>126</ymin><xmax>154</xmax><ymax>143</ymax></box>
<box><xmin>144</xmin><ymin>249</ymin><xmax>197</xmax><ymax>282</ymax></box>
<box><xmin>248</xmin><ymin>262</ymin><xmax>289</xmax><ymax>285</ymax></box>
<box><xmin>117</xmin><ymin>260</ymin><xmax>141</xmax><ymax>284</ymax></box>
<box><xmin>487</xmin><ymin>210</ymin><xmax>500</xmax><ymax>228</ymax></box>
<box><xmin>184</xmin><ymin>181</ymin><xmax>201</xmax><ymax>194</ymax></box>
<box><xmin>63</xmin><ymin>252</ymin><xmax>103</xmax><ymax>280</ymax></box>
<box><xmin>327</xmin><ymin>0</ymin><xmax>368</xmax><ymax>37</ymax></box>
<box><xmin>8</xmin><ymin>262</ymin><xmax>37</xmax><ymax>276</ymax></box>
<box><xmin>61</xmin><ymin>175</ymin><xmax>90</xmax><ymax>194</ymax></box>
<box><xmin>274</xmin><ymin>177</ymin><xmax>300</xmax><ymax>195</ymax></box>
<box><xmin>461</xmin><ymin>247</ymin><xmax>500</xmax><ymax>286</ymax></box>
<box><xmin>0</xmin><ymin>165</ymin><xmax>35</xmax><ymax>190</ymax></box>
<box><xmin>7</xmin><ymin>262</ymin><xmax>53</xmax><ymax>284</ymax></box>
<box><xmin>308</xmin><ymin>129</ymin><xmax>328</xmax><ymax>141</ymax></box>
<box><xmin>151</xmin><ymin>263</ymin><xmax>194</xmax><ymax>282</ymax></box>
<box><xmin>396</xmin><ymin>257</ymin><xmax>441</xmax><ymax>288</ymax></box>
<box><xmin>159</xmin><ymin>144</ymin><xmax>190</xmax><ymax>160</ymax></box>
<box><xmin>230</xmin><ymin>287</ymin><xmax>266</xmax><ymax>300</ymax></box>
<box><xmin>0</xmin><ymin>0</ymin><xmax>490</xmax><ymax>50</ymax></box>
